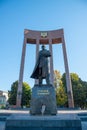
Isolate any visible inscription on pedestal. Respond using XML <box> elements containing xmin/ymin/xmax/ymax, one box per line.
<box><xmin>37</xmin><ymin>89</ymin><xmax>49</xmax><ymax>95</ymax></box>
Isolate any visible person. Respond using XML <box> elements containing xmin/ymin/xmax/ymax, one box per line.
<box><xmin>31</xmin><ymin>45</ymin><xmax>51</xmax><ymax>85</ymax></box>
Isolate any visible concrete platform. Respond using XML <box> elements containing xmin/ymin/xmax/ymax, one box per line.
<box><xmin>5</xmin><ymin>114</ymin><xmax>82</xmax><ymax>130</ymax></box>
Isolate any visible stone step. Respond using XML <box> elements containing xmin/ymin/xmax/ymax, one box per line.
<box><xmin>79</xmin><ymin>116</ymin><xmax>87</xmax><ymax>121</ymax></box>
<box><xmin>5</xmin><ymin>114</ymin><xmax>82</xmax><ymax>130</ymax></box>
<box><xmin>0</xmin><ymin>122</ymin><xmax>5</xmax><ymax>130</ymax></box>
<box><xmin>0</xmin><ymin>116</ymin><xmax>7</xmax><ymax>121</ymax></box>
<box><xmin>78</xmin><ymin>113</ymin><xmax>87</xmax><ymax>116</ymax></box>
<box><xmin>78</xmin><ymin>113</ymin><xmax>87</xmax><ymax>121</ymax></box>
<box><xmin>0</xmin><ymin>113</ymin><xmax>11</xmax><ymax>121</ymax></box>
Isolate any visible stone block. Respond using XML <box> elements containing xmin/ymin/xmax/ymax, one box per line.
<box><xmin>5</xmin><ymin>114</ymin><xmax>82</xmax><ymax>130</ymax></box>
<box><xmin>30</xmin><ymin>84</ymin><xmax>57</xmax><ymax>115</ymax></box>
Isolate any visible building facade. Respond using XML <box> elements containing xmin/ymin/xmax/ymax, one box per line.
<box><xmin>0</xmin><ymin>90</ymin><xmax>8</xmax><ymax>108</ymax></box>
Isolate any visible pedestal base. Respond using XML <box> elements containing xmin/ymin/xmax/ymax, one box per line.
<box><xmin>30</xmin><ymin>84</ymin><xmax>57</xmax><ymax>115</ymax></box>
<box><xmin>5</xmin><ymin>114</ymin><xmax>82</xmax><ymax>130</ymax></box>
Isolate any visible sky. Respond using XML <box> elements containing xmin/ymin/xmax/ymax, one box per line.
<box><xmin>0</xmin><ymin>0</ymin><xmax>87</xmax><ymax>91</ymax></box>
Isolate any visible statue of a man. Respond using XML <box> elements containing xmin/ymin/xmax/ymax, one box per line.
<box><xmin>31</xmin><ymin>45</ymin><xmax>51</xmax><ymax>85</ymax></box>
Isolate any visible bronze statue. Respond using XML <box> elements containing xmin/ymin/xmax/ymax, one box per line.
<box><xmin>31</xmin><ymin>45</ymin><xmax>51</xmax><ymax>84</ymax></box>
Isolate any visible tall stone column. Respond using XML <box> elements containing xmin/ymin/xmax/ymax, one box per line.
<box><xmin>49</xmin><ymin>39</ymin><xmax>54</xmax><ymax>85</ymax></box>
<box><xmin>16</xmin><ymin>37</ymin><xmax>27</xmax><ymax>107</ymax></box>
<box><xmin>35</xmin><ymin>38</ymin><xmax>39</xmax><ymax>84</ymax></box>
<box><xmin>62</xmin><ymin>35</ymin><xmax>74</xmax><ymax>108</ymax></box>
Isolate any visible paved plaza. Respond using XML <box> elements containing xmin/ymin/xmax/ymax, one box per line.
<box><xmin>0</xmin><ymin>109</ymin><xmax>87</xmax><ymax>114</ymax></box>
<box><xmin>0</xmin><ymin>109</ymin><xmax>87</xmax><ymax>130</ymax></box>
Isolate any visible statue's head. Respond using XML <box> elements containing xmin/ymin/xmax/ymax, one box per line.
<box><xmin>41</xmin><ymin>45</ymin><xmax>45</xmax><ymax>50</ymax></box>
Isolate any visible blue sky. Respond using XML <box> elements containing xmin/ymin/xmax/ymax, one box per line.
<box><xmin>0</xmin><ymin>0</ymin><xmax>87</xmax><ymax>91</ymax></box>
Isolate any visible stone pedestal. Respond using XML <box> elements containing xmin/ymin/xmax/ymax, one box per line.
<box><xmin>5</xmin><ymin>114</ymin><xmax>82</xmax><ymax>130</ymax></box>
<box><xmin>30</xmin><ymin>84</ymin><xmax>57</xmax><ymax>115</ymax></box>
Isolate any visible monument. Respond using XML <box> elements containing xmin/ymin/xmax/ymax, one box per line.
<box><xmin>30</xmin><ymin>45</ymin><xmax>57</xmax><ymax>115</ymax></box>
<box><xmin>5</xmin><ymin>29</ymin><xmax>82</xmax><ymax>130</ymax></box>
<box><xmin>16</xmin><ymin>29</ymin><xmax>74</xmax><ymax>108</ymax></box>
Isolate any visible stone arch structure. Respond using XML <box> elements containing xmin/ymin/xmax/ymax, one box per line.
<box><xmin>16</xmin><ymin>29</ymin><xmax>74</xmax><ymax>108</ymax></box>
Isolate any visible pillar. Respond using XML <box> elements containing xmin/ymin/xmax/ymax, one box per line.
<box><xmin>62</xmin><ymin>35</ymin><xmax>74</xmax><ymax>108</ymax></box>
<box><xmin>16</xmin><ymin>37</ymin><xmax>27</xmax><ymax>107</ymax></box>
<box><xmin>49</xmin><ymin>39</ymin><xmax>54</xmax><ymax>85</ymax></box>
<box><xmin>35</xmin><ymin>38</ymin><xmax>39</xmax><ymax>84</ymax></box>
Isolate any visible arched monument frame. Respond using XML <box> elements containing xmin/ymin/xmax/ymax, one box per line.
<box><xmin>16</xmin><ymin>28</ymin><xmax>74</xmax><ymax>108</ymax></box>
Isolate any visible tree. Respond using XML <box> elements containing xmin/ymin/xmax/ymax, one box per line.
<box><xmin>70</xmin><ymin>73</ymin><xmax>87</xmax><ymax>108</ymax></box>
<box><xmin>21</xmin><ymin>82</ymin><xmax>31</xmax><ymax>107</ymax></box>
<box><xmin>8</xmin><ymin>81</ymin><xmax>18</xmax><ymax>105</ymax></box>
<box><xmin>73</xmin><ymin>84</ymin><xmax>86</xmax><ymax>108</ymax></box>
<box><xmin>56</xmin><ymin>86</ymin><xmax>67</xmax><ymax>106</ymax></box>
<box><xmin>54</xmin><ymin>70</ymin><xmax>62</xmax><ymax>90</ymax></box>
<box><xmin>54</xmin><ymin>70</ymin><xmax>67</xmax><ymax>106</ymax></box>
<box><xmin>62</xmin><ymin>72</ymin><xmax>87</xmax><ymax>108</ymax></box>
<box><xmin>8</xmin><ymin>81</ymin><xmax>31</xmax><ymax>107</ymax></box>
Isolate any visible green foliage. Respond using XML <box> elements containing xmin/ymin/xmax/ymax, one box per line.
<box><xmin>8</xmin><ymin>81</ymin><xmax>18</xmax><ymax>105</ymax></box>
<box><xmin>70</xmin><ymin>73</ymin><xmax>87</xmax><ymax>108</ymax></box>
<box><xmin>54</xmin><ymin>70</ymin><xmax>62</xmax><ymax>90</ymax></box>
<box><xmin>61</xmin><ymin>72</ymin><xmax>87</xmax><ymax>108</ymax></box>
<box><xmin>73</xmin><ymin>84</ymin><xmax>87</xmax><ymax>108</ymax></box>
<box><xmin>54</xmin><ymin>70</ymin><xmax>67</xmax><ymax>106</ymax></box>
<box><xmin>21</xmin><ymin>82</ymin><xmax>31</xmax><ymax>107</ymax></box>
<box><xmin>56</xmin><ymin>86</ymin><xmax>67</xmax><ymax>106</ymax></box>
<box><xmin>0</xmin><ymin>105</ymin><xmax>6</xmax><ymax>109</ymax></box>
<box><xmin>8</xmin><ymin>81</ymin><xmax>31</xmax><ymax>107</ymax></box>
